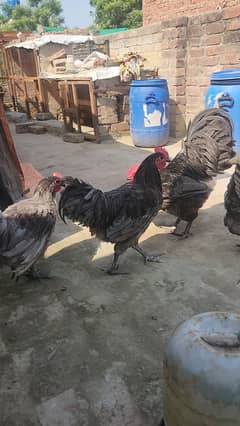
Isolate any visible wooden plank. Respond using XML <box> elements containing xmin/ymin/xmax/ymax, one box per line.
<box><xmin>88</xmin><ymin>79</ymin><xmax>100</xmax><ymax>143</ymax></box>
<box><xmin>72</xmin><ymin>83</ymin><xmax>82</xmax><ymax>132</ymax></box>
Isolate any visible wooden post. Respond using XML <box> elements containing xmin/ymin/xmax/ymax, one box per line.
<box><xmin>72</xmin><ymin>83</ymin><xmax>82</xmax><ymax>133</ymax></box>
<box><xmin>89</xmin><ymin>79</ymin><xmax>100</xmax><ymax>143</ymax></box>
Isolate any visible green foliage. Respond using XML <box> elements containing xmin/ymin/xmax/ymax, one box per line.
<box><xmin>90</xmin><ymin>0</ymin><xmax>142</xmax><ymax>29</ymax></box>
<box><xmin>0</xmin><ymin>0</ymin><xmax>64</xmax><ymax>31</ymax></box>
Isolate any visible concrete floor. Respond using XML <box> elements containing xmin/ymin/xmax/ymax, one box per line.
<box><xmin>1</xmin><ymin>126</ymin><xmax>240</xmax><ymax>426</ymax></box>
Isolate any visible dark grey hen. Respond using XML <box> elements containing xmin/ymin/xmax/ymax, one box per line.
<box><xmin>161</xmin><ymin>107</ymin><xmax>236</xmax><ymax>238</ymax></box>
<box><xmin>59</xmin><ymin>153</ymin><xmax>165</xmax><ymax>274</ymax></box>
<box><xmin>0</xmin><ymin>175</ymin><xmax>65</xmax><ymax>280</ymax></box>
<box><xmin>224</xmin><ymin>164</ymin><xmax>240</xmax><ymax>237</ymax></box>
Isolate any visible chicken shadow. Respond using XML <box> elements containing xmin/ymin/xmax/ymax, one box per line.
<box><xmin>151</xmin><ymin>200</ymin><xmax>240</xmax><ymax>261</ymax></box>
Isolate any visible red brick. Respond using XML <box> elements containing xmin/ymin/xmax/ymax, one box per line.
<box><xmin>189</xmin><ymin>37</ymin><xmax>201</xmax><ymax>47</ymax></box>
<box><xmin>206</xmin><ymin>34</ymin><xmax>222</xmax><ymax>45</ymax></box>
<box><xmin>176</xmin><ymin>96</ymin><xmax>186</xmax><ymax>105</ymax></box>
<box><xmin>224</xmin><ymin>29</ymin><xmax>240</xmax><ymax>43</ymax></box>
<box><xmin>206</xmin><ymin>22</ymin><xmax>225</xmax><ymax>34</ymax></box>
<box><xmin>176</xmin><ymin>48</ymin><xmax>187</xmax><ymax>58</ymax></box>
<box><xmin>220</xmin><ymin>53</ymin><xmax>240</xmax><ymax>65</ymax></box>
<box><xmin>223</xmin><ymin>5</ymin><xmax>240</xmax><ymax>19</ymax></box>
<box><xmin>176</xmin><ymin>60</ymin><xmax>185</xmax><ymax>68</ymax></box>
<box><xmin>206</xmin><ymin>45</ymin><xmax>222</xmax><ymax>56</ymax></box>
<box><xmin>187</xmin><ymin>86</ymin><xmax>202</xmax><ymax>96</ymax></box>
<box><xmin>226</xmin><ymin>18</ymin><xmax>240</xmax><ymax>30</ymax></box>
<box><xmin>190</xmin><ymin>47</ymin><xmax>205</xmax><ymax>57</ymax></box>
<box><xmin>188</xmin><ymin>26</ymin><xmax>203</xmax><ymax>37</ymax></box>
<box><xmin>176</xmin><ymin>67</ymin><xmax>185</xmax><ymax>77</ymax></box>
<box><xmin>203</xmin><ymin>56</ymin><xmax>219</xmax><ymax>66</ymax></box>
<box><xmin>176</xmin><ymin>86</ymin><xmax>185</xmax><ymax>96</ymax></box>
<box><xmin>175</xmin><ymin>77</ymin><xmax>185</xmax><ymax>86</ymax></box>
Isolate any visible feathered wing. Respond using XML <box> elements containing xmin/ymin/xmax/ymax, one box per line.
<box><xmin>165</xmin><ymin>176</ymin><xmax>210</xmax><ymax>202</ymax></box>
<box><xmin>185</xmin><ymin>108</ymin><xmax>235</xmax><ymax>174</ymax></box>
<box><xmin>59</xmin><ymin>178</ymin><xmax>162</xmax><ymax>242</ymax></box>
<box><xmin>0</xmin><ymin>199</ymin><xmax>56</xmax><ymax>277</ymax></box>
<box><xmin>224</xmin><ymin>165</ymin><xmax>240</xmax><ymax>235</ymax></box>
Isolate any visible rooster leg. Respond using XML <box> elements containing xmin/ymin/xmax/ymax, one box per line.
<box><xmin>175</xmin><ymin>217</ymin><xmax>181</xmax><ymax>227</ymax></box>
<box><xmin>132</xmin><ymin>244</ymin><xmax>163</xmax><ymax>264</ymax></box>
<box><xmin>106</xmin><ymin>244</ymin><xmax>129</xmax><ymax>275</ymax></box>
<box><xmin>174</xmin><ymin>220</ymin><xmax>193</xmax><ymax>239</ymax></box>
<box><xmin>171</xmin><ymin>217</ymin><xmax>181</xmax><ymax>235</ymax></box>
<box><xmin>106</xmin><ymin>252</ymin><xmax>120</xmax><ymax>275</ymax></box>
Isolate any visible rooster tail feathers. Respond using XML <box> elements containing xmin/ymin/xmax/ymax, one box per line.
<box><xmin>185</xmin><ymin>108</ymin><xmax>235</xmax><ymax>176</ymax></box>
<box><xmin>59</xmin><ymin>178</ymin><xmax>105</xmax><ymax>227</ymax></box>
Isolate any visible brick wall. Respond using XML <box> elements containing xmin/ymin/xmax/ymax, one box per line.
<box><xmin>96</xmin><ymin>5</ymin><xmax>240</xmax><ymax>139</ymax></box>
<box><xmin>185</xmin><ymin>8</ymin><xmax>240</xmax><ymax>123</ymax></box>
<box><xmin>143</xmin><ymin>0</ymin><xmax>240</xmax><ymax>26</ymax></box>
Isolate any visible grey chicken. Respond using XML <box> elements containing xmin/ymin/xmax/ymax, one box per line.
<box><xmin>161</xmin><ymin>107</ymin><xmax>236</xmax><ymax>238</ymax></box>
<box><xmin>224</xmin><ymin>164</ymin><xmax>240</xmax><ymax>237</ymax></box>
<box><xmin>0</xmin><ymin>174</ymin><xmax>65</xmax><ymax>280</ymax></box>
<box><xmin>59</xmin><ymin>153</ymin><xmax>166</xmax><ymax>274</ymax></box>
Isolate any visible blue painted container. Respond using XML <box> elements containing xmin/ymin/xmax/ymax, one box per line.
<box><xmin>205</xmin><ymin>69</ymin><xmax>240</xmax><ymax>151</ymax></box>
<box><xmin>130</xmin><ymin>79</ymin><xmax>169</xmax><ymax>148</ymax></box>
<box><xmin>163</xmin><ymin>312</ymin><xmax>240</xmax><ymax>426</ymax></box>
<box><xmin>7</xmin><ymin>0</ymin><xmax>20</xmax><ymax>6</ymax></box>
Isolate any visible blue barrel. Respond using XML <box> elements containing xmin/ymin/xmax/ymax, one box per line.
<box><xmin>130</xmin><ymin>79</ymin><xmax>169</xmax><ymax>148</ymax></box>
<box><xmin>7</xmin><ymin>0</ymin><xmax>20</xmax><ymax>6</ymax></box>
<box><xmin>205</xmin><ymin>69</ymin><xmax>240</xmax><ymax>151</ymax></box>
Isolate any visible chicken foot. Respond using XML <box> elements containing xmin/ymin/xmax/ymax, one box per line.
<box><xmin>132</xmin><ymin>244</ymin><xmax>163</xmax><ymax>263</ymax></box>
<box><xmin>24</xmin><ymin>265</ymin><xmax>50</xmax><ymax>280</ymax></box>
<box><xmin>105</xmin><ymin>252</ymin><xmax>130</xmax><ymax>275</ymax></box>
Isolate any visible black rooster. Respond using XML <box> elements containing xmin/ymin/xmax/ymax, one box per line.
<box><xmin>224</xmin><ymin>164</ymin><xmax>240</xmax><ymax>237</ymax></box>
<box><xmin>59</xmin><ymin>153</ymin><xmax>166</xmax><ymax>274</ymax></box>
<box><xmin>161</xmin><ymin>108</ymin><xmax>236</xmax><ymax>238</ymax></box>
<box><xmin>0</xmin><ymin>174</ymin><xmax>65</xmax><ymax>280</ymax></box>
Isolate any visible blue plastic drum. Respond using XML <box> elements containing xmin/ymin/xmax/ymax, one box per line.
<box><xmin>205</xmin><ymin>69</ymin><xmax>240</xmax><ymax>151</ymax></box>
<box><xmin>7</xmin><ymin>0</ymin><xmax>20</xmax><ymax>6</ymax></box>
<box><xmin>130</xmin><ymin>79</ymin><xmax>169</xmax><ymax>148</ymax></box>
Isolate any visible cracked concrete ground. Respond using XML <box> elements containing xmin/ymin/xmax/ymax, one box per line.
<box><xmin>1</xmin><ymin>125</ymin><xmax>240</xmax><ymax>426</ymax></box>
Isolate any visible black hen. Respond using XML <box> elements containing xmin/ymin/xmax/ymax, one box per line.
<box><xmin>59</xmin><ymin>153</ymin><xmax>165</xmax><ymax>274</ymax></box>
<box><xmin>161</xmin><ymin>107</ymin><xmax>236</xmax><ymax>238</ymax></box>
<box><xmin>0</xmin><ymin>175</ymin><xmax>65</xmax><ymax>280</ymax></box>
<box><xmin>224</xmin><ymin>164</ymin><xmax>240</xmax><ymax>237</ymax></box>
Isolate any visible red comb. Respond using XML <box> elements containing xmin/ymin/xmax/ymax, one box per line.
<box><xmin>154</xmin><ymin>146</ymin><xmax>169</xmax><ymax>159</ymax></box>
<box><xmin>52</xmin><ymin>172</ymin><xmax>64</xmax><ymax>179</ymax></box>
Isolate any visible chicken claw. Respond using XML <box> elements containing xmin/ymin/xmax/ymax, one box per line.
<box><xmin>24</xmin><ymin>266</ymin><xmax>50</xmax><ymax>280</ymax></box>
<box><xmin>145</xmin><ymin>255</ymin><xmax>163</xmax><ymax>263</ymax></box>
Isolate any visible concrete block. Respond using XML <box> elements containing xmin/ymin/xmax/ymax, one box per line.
<box><xmin>111</xmin><ymin>121</ymin><xmax>129</xmax><ymax>134</ymax></box>
<box><xmin>35</xmin><ymin>112</ymin><xmax>54</xmax><ymax>121</ymax></box>
<box><xmin>43</xmin><ymin>120</ymin><xmax>65</xmax><ymax>136</ymax></box>
<box><xmin>28</xmin><ymin>125</ymin><xmax>47</xmax><ymax>134</ymax></box>
<box><xmin>15</xmin><ymin>121</ymin><xmax>35</xmax><ymax>134</ymax></box>
<box><xmin>99</xmin><ymin>124</ymin><xmax>110</xmax><ymax>137</ymax></box>
<box><xmin>6</xmin><ymin>111</ymin><xmax>28</xmax><ymax>123</ymax></box>
<box><xmin>63</xmin><ymin>133</ymin><xmax>85</xmax><ymax>143</ymax></box>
